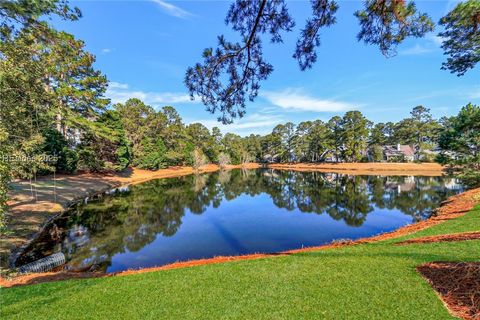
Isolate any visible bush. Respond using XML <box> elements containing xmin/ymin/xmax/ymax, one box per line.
<box><xmin>42</xmin><ymin>128</ymin><xmax>78</xmax><ymax>173</ymax></box>
<box><xmin>77</xmin><ymin>148</ymin><xmax>105</xmax><ymax>172</ymax></box>
<box><xmin>370</xmin><ymin>145</ymin><xmax>384</xmax><ymax>162</ymax></box>
<box><xmin>115</xmin><ymin>145</ymin><xmax>130</xmax><ymax>171</ymax></box>
<box><xmin>458</xmin><ymin>169</ymin><xmax>480</xmax><ymax>188</ymax></box>
<box><xmin>57</xmin><ymin>147</ymin><xmax>79</xmax><ymax>173</ymax></box>
<box><xmin>133</xmin><ymin>138</ymin><xmax>167</xmax><ymax>170</ymax></box>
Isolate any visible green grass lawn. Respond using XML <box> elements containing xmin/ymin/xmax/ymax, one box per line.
<box><xmin>2</xmin><ymin>205</ymin><xmax>479</xmax><ymax>320</ymax></box>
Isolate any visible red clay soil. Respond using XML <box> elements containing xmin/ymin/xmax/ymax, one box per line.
<box><xmin>1</xmin><ymin>187</ymin><xmax>478</xmax><ymax>288</ymax></box>
<box><xmin>268</xmin><ymin>162</ymin><xmax>445</xmax><ymax>176</ymax></box>
<box><xmin>417</xmin><ymin>262</ymin><xmax>480</xmax><ymax>320</ymax></box>
<box><xmin>396</xmin><ymin>231</ymin><xmax>480</xmax><ymax>245</ymax></box>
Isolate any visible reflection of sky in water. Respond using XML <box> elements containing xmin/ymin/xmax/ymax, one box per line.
<box><xmin>108</xmin><ymin>195</ymin><xmax>413</xmax><ymax>273</ymax></box>
<box><xmin>22</xmin><ymin>170</ymin><xmax>463</xmax><ymax>273</ymax></box>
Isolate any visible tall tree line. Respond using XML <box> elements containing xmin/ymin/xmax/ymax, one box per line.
<box><xmin>1</xmin><ymin>0</ymin><xmax>479</xmax><ymax>229</ymax></box>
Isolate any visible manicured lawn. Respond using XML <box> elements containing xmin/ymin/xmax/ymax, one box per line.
<box><xmin>2</xmin><ymin>206</ymin><xmax>479</xmax><ymax>320</ymax></box>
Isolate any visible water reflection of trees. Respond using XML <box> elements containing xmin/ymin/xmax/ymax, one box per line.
<box><xmin>22</xmin><ymin>170</ymin><xmax>461</xmax><ymax>271</ymax></box>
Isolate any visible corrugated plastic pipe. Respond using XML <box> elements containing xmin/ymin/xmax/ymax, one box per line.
<box><xmin>18</xmin><ymin>252</ymin><xmax>66</xmax><ymax>273</ymax></box>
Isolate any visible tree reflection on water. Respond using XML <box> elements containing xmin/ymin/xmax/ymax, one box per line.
<box><xmin>18</xmin><ymin>169</ymin><xmax>462</xmax><ymax>271</ymax></box>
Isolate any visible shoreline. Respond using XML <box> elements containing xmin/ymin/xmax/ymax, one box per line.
<box><xmin>268</xmin><ymin>162</ymin><xmax>445</xmax><ymax>176</ymax></box>
<box><xmin>1</xmin><ymin>162</ymin><xmax>444</xmax><ymax>273</ymax></box>
<box><xmin>1</xmin><ymin>163</ymin><xmax>260</xmax><ymax>269</ymax></box>
<box><xmin>1</xmin><ymin>185</ymin><xmax>478</xmax><ymax>288</ymax></box>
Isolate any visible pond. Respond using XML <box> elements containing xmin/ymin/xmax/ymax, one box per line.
<box><xmin>17</xmin><ymin>169</ymin><xmax>463</xmax><ymax>273</ymax></box>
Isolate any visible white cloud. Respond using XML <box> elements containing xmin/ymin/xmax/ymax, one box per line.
<box><xmin>470</xmin><ymin>87</ymin><xmax>480</xmax><ymax>99</ymax></box>
<box><xmin>261</xmin><ymin>88</ymin><xmax>356</xmax><ymax>113</ymax></box>
<box><xmin>109</xmin><ymin>82</ymin><xmax>129</xmax><ymax>90</ymax></box>
<box><xmin>192</xmin><ymin>113</ymin><xmax>284</xmax><ymax>136</ymax></box>
<box><xmin>151</xmin><ymin>0</ymin><xmax>194</xmax><ymax>19</ymax></box>
<box><xmin>106</xmin><ymin>82</ymin><xmax>194</xmax><ymax>106</ymax></box>
<box><xmin>428</xmin><ymin>34</ymin><xmax>444</xmax><ymax>47</ymax></box>
<box><xmin>399</xmin><ymin>33</ymin><xmax>445</xmax><ymax>56</ymax></box>
<box><xmin>101</xmin><ymin>48</ymin><xmax>113</xmax><ymax>54</ymax></box>
<box><xmin>399</xmin><ymin>44</ymin><xmax>434</xmax><ymax>56</ymax></box>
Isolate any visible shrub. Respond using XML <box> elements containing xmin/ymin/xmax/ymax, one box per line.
<box><xmin>77</xmin><ymin>148</ymin><xmax>105</xmax><ymax>172</ymax></box>
<box><xmin>42</xmin><ymin>128</ymin><xmax>78</xmax><ymax>173</ymax></box>
<box><xmin>133</xmin><ymin>138</ymin><xmax>167</xmax><ymax>170</ymax></box>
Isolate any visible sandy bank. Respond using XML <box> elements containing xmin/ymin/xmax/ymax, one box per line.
<box><xmin>268</xmin><ymin>162</ymin><xmax>444</xmax><ymax>176</ymax></box>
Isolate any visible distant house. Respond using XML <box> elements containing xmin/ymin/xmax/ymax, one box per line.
<box><xmin>383</xmin><ymin>144</ymin><xmax>415</xmax><ymax>162</ymax></box>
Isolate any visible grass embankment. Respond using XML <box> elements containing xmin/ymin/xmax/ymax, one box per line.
<box><xmin>1</xmin><ymin>201</ymin><xmax>479</xmax><ymax>319</ymax></box>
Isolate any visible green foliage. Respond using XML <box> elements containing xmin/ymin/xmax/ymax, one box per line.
<box><xmin>96</xmin><ymin>110</ymin><xmax>131</xmax><ymax>171</ymax></box>
<box><xmin>394</xmin><ymin>106</ymin><xmax>440</xmax><ymax>159</ymax></box>
<box><xmin>182</xmin><ymin>141</ymin><xmax>195</xmax><ymax>167</ymax></box>
<box><xmin>75</xmin><ymin>111</ymin><xmax>132</xmax><ymax>172</ymax></box>
<box><xmin>439</xmin><ymin>103</ymin><xmax>480</xmax><ymax>187</ymax></box>
<box><xmin>458</xmin><ymin>167</ymin><xmax>480</xmax><ymax>188</ymax></box>
<box><xmin>0</xmin><ymin>0</ymin><xmax>81</xmax><ymax>41</ymax></box>
<box><xmin>222</xmin><ymin>133</ymin><xmax>248</xmax><ymax>165</ymax></box>
<box><xmin>387</xmin><ymin>154</ymin><xmax>406</xmax><ymax>163</ymax></box>
<box><xmin>439</xmin><ymin>0</ymin><xmax>480</xmax><ymax>76</ymax></box>
<box><xmin>340</xmin><ymin>111</ymin><xmax>371</xmax><ymax>162</ymax></box>
<box><xmin>369</xmin><ymin>122</ymin><xmax>395</xmax><ymax>146</ymax></box>
<box><xmin>355</xmin><ymin>0</ymin><xmax>434</xmax><ymax>57</ymax></box>
<box><xmin>371</xmin><ymin>145</ymin><xmax>384</xmax><ymax>162</ymax></box>
<box><xmin>269</xmin><ymin>123</ymin><xmax>296</xmax><ymax>162</ymax></box>
<box><xmin>439</xmin><ymin>103</ymin><xmax>480</xmax><ymax>160</ymax></box>
<box><xmin>133</xmin><ymin>138</ymin><xmax>167</xmax><ymax>170</ymax></box>
<box><xmin>59</xmin><ymin>148</ymin><xmax>80</xmax><ymax>173</ymax></box>
<box><xmin>186</xmin><ymin>123</ymin><xmax>217</xmax><ymax>163</ymax></box>
<box><xmin>327</xmin><ymin>116</ymin><xmax>343</xmax><ymax>162</ymax></box>
<box><xmin>0</xmin><ymin>128</ymin><xmax>10</xmax><ymax>231</ymax></box>
<box><xmin>41</xmin><ymin>129</ymin><xmax>78</xmax><ymax>173</ymax></box>
<box><xmin>0</xmin><ymin>3</ymin><xmax>108</xmax><ymax>187</ymax></box>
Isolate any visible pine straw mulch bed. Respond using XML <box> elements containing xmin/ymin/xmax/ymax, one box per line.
<box><xmin>395</xmin><ymin>231</ymin><xmax>480</xmax><ymax>245</ymax></box>
<box><xmin>417</xmin><ymin>262</ymin><xmax>480</xmax><ymax>320</ymax></box>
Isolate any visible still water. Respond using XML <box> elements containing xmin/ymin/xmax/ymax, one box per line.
<box><xmin>18</xmin><ymin>169</ymin><xmax>463</xmax><ymax>272</ymax></box>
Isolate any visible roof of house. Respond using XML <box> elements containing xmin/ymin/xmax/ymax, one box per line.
<box><xmin>383</xmin><ymin>145</ymin><xmax>415</xmax><ymax>158</ymax></box>
<box><xmin>398</xmin><ymin>145</ymin><xmax>415</xmax><ymax>157</ymax></box>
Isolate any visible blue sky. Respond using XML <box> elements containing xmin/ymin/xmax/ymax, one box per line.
<box><xmin>53</xmin><ymin>0</ymin><xmax>479</xmax><ymax>136</ymax></box>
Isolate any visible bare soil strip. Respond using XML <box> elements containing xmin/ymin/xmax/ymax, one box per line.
<box><xmin>417</xmin><ymin>262</ymin><xmax>480</xmax><ymax>320</ymax></box>
<box><xmin>396</xmin><ymin>231</ymin><xmax>480</xmax><ymax>245</ymax></box>
<box><xmin>1</xmin><ymin>186</ymin><xmax>478</xmax><ymax>288</ymax></box>
<box><xmin>268</xmin><ymin>162</ymin><xmax>444</xmax><ymax>176</ymax></box>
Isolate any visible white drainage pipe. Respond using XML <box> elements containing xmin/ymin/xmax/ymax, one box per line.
<box><xmin>18</xmin><ymin>252</ymin><xmax>66</xmax><ymax>273</ymax></box>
